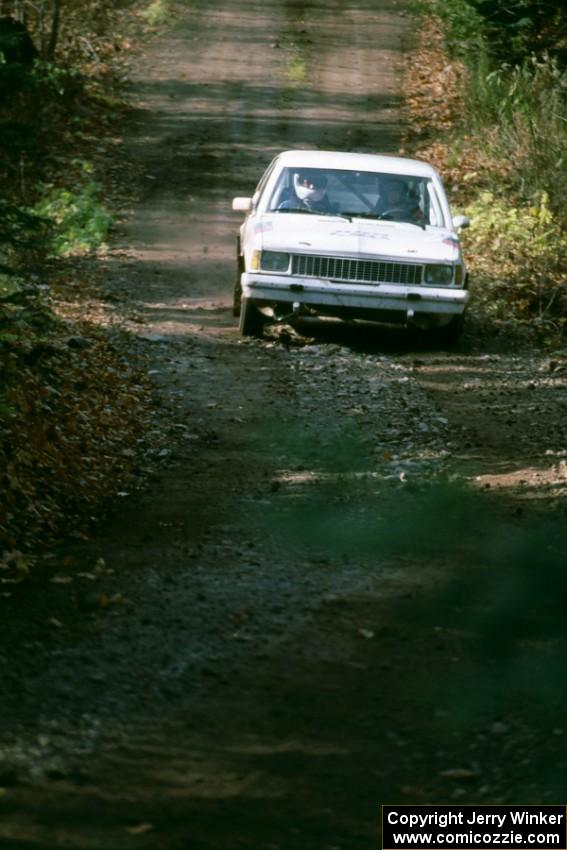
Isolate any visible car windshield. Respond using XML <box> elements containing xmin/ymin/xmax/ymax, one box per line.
<box><xmin>266</xmin><ymin>166</ymin><xmax>445</xmax><ymax>227</ymax></box>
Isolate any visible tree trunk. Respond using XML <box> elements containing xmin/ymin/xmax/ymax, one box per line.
<box><xmin>47</xmin><ymin>0</ymin><xmax>59</xmax><ymax>59</ymax></box>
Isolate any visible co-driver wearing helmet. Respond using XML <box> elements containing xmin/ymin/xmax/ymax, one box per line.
<box><xmin>278</xmin><ymin>171</ymin><xmax>334</xmax><ymax>213</ymax></box>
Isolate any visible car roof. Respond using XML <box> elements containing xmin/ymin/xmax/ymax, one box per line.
<box><xmin>275</xmin><ymin>149</ymin><xmax>438</xmax><ymax>179</ymax></box>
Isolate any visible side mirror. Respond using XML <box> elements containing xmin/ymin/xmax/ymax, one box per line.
<box><xmin>453</xmin><ymin>215</ymin><xmax>470</xmax><ymax>230</ymax></box>
<box><xmin>232</xmin><ymin>197</ymin><xmax>253</xmax><ymax>213</ymax></box>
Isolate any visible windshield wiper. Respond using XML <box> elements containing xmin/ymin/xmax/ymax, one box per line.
<box><xmin>273</xmin><ymin>208</ymin><xmax>352</xmax><ymax>222</ymax></box>
<box><xmin>341</xmin><ymin>211</ymin><xmax>426</xmax><ymax>230</ymax></box>
<box><xmin>340</xmin><ymin>211</ymin><xmax>380</xmax><ymax>221</ymax></box>
<box><xmin>374</xmin><ymin>213</ymin><xmax>426</xmax><ymax>230</ymax></box>
<box><xmin>320</xmin><ymin>210</ymin><xmax>352</xmax><ymax>222</ymax></box>
<box><xmin>274</xmin><ymin>207</ymin><xmax>319</xmax><ymax>215</ymax></box>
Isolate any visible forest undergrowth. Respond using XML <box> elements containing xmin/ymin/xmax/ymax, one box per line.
<box><xmin>402</xmin><ymin>0</ymin><xmax>567</xmax><ymax>333</ymax></box>
<box><xmin>0</xmin><ymin>0</ymin><xmax>174</xmax><ymax>565</ymax></box>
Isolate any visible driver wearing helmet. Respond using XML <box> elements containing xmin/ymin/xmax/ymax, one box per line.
<box><xmin>375</xmin><ymin>178</ymin><xmax>423</xmax><ymax>223</ymax></box>
<box><xmin>279</xmin><ymin>171</ymin><xmax>333</xmax><ymax>213</ymax></box>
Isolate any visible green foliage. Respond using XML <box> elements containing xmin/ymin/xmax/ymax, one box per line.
<box><xmin>35</xmin><ymin>174</ymin><xmax>112</xmax><ymax>257</ymax></box>
<box><xmin>434</xmin><ymin>0</ymin><xmax>567</xmax><ymax>64</ymax></box>
<box><xmin>471</xmin><ymin>0</ymin><xmax>567</xmax><ymax>64</ymax></box>
<box><xmin>31</xmin><ymin>60</ymin><xmax>83</xmax><ymax>99</ymax></box>
<box><xmin>465</xmin><ymin>47</ymin><xmax>501</xmax><ymax>125</ymax></box>
<box><xmin>0</xmin><ymin>399</ymin><xmax>15</xmax><ymax>418</ymax></box>
<box><xmin>455</xmin><ymin>51</ymin><xmax>567</xmax><ymax>312</ymax></box>
<box><xmin>141</xmin><ymin>0</ymin><xmax>172</xmax><ymax>26</ymax></box>
<box><xmin>429</xmin><ymin>0</ymin><xmax>485</xmax><ymax>53</ymax></box>
<box><xmin>0</xmin><ymin>273</ymin><xmax>21</xmax><ymax>300</ymax></box>
<box><xmin>435</xmin><ymin>0</ymin><xmax>567</xmax><ymax>204</ymax></box>
<box><xmin>461</xmin><ymin>191</ymin><xmax>567</xmax><ymax>320</ymax></box>
<box><xmin>286</xmin><ymin>56</ymin><xmax>307</xmax><ymax>82</ymax></box>
<box><xmin>424</xmin><ymin>0</ymin><xmax>567</xmax><ymax>327</ymax></box>
<box><xmin>467</xmin><ymin>55</ymin><xmax>567</xmax><ymax>209</ymax></box>
<box><xmin>141</xmin><ymin>0</ymin><xmax>192</xmax><ymax>26</ymax></box>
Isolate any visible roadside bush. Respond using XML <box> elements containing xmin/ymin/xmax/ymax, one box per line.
<box><xmin>408</xmin><ymin>3</ymin><xmax>567</xmax><ymax>328</ymax></box>
<box><xmin>32</xmin><ymin>59</ymin><xmax>83</xmax><ymax>98</ymax></box>
<box><xmin>462</xmin><ymin>191</ymin><xmax>567</xmax><ymax>322</ymax></box>
<box><xmin>467</xmin><ymin>55</ymin><xmax>567</xmax><ymax>211</ymax></box>
<box><xmin>34</xmin><ymin>175</ymin><xmax>112</xmax><ymax>257</ymax></box>
<box><xmin>427</xmin><ymin>0</ymin><xmax>567</xmax><ymax>214</ymax></box>
<box><xmin>429</xmin><ymin>0</ymin><xmax>485</xmax><ymax>54</ymax></box>
<box><xmin>141</xmin><ymin>0</ymin><xmax>171</xmax><ymax>26</ymax></box>
<box><xmin>432</xmin><ymin>0</ymin><xmax>567</xmax><ymax>66</ymax></box>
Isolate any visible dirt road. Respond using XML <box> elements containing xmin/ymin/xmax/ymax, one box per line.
<box><xmin>2</xmin><ymin>0</ymin><xmax>567</xmax><ymax>847</ymax></box>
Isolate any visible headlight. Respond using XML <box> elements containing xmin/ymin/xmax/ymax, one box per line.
<box><xmin>424</xmin><ymin>264</ymin><xmax>454</xmax><ymax>286</ymax></box>
<box><xmin>260</xmin><ymin>251</ymin><xmax>290</xmax><ymax>272</ymax></box>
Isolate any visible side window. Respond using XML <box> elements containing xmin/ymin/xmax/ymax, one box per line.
<box><xmin>413</xmin><ymin>180</ymin><xmax>430</xmax><ymax>224</ymax></box>
<box><xmin>254</xmin><ymin>157</ymin><xmax>279</xmax><ymax>207</ymax></box>
<box><xmin>266</xmin><ymin>169</ymin><xmax>291</xmax><ymax>210</ymax></box>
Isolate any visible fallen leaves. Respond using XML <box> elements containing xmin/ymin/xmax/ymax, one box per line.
<box><xmin>0</xmin><ymin>550</ymin><xmax>34</xmax><ymax>582</ymax></box>
<box><xmin>126</xmin><ymin>823</ymin><xmax>154</xmax><ymax>835</ymax></box>
<box><xmin>439</xmin><ymin>767</ymin><xmax>481</xmax><ymax>781</ymax></box>
<box><xmin>48</xmin><ymin>617</ymin><xmax>64</xmax><ymax>629</ymax></box>
<box><xmin>0</xmin><ymin>0</ymin><xmax>172</xmax><ymax>580</ymax></box>
<box><xmin>0</xmin><ymin>305</ymin><xmax>158</xmax><ymax>558</ymax></box>
<box><xmin>401</xmin><ymin>17</ymin><xmax>467</xmax><ymax>146</ymax></box>
<box><xmin>97</xmin><ymin>591</ymin><xmax>126</xmax><ymax>608</ymax></box>
<box><xmin>400</xmin><ymin>16</ymin><xmax>502</xmax><ymax>196</ymax></box>
<box><xmin>46</xmin><ymin>554</ymin><xmax>128</xmax><ymax>616</ymax></box>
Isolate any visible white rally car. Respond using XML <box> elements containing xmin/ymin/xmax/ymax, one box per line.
<box><xmin>232</xmin><ymin>150</ymin><xmax>470</xmax><ymax>339</ymax></box>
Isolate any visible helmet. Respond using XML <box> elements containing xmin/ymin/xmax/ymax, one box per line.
<box><xmin>294</xmin><ymin>171</ymin><xmax>327</xmax><ymax>203</ymax></box>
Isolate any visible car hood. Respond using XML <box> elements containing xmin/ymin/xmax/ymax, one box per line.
<box><xmin>256</xmin><ymin>214</ymin><xmax>461</xmax><ymax>263</ymax></box>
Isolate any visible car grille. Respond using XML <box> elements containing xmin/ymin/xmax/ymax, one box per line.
<box><xmin>291</xmin><ymin>254</ymin><xmax>423</xmax><ymax>285</ymax></box>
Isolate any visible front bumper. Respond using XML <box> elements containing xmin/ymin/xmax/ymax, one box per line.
<box><xmin>241</xmin><ymin>272</ymin><xmax>469</xmax><ymax>318</ymax></box>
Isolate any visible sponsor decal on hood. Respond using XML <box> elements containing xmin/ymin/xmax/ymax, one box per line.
<box><xmin>255</xmin><ymin>215</ymin><xmax>460</xmax><ymax>263</ymax></box>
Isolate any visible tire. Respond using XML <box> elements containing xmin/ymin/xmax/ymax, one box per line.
<box><xmin>239</xmin><ymin>296</ymin><xmax>264</xmax><ymax>338</ymax></box>
<box><xmin>233</xmin><ymin>242</ymin><xmax>244</xmax><ymax>317</ymax></box>
<box><xmin>438</xmin><ymin>314</ymin><xmax>465</xmax><ymax>346</ymax></box>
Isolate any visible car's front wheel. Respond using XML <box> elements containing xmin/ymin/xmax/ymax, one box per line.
<box><xmin>437</xmin><ymin>313</ymin><xmax>465</xmax><ymax>346</ymax></box>
<box><xmin>239</xmin><ymin>296</ymin><xmax>264</xmax><ymax>337</ymax></box>
<box><xmin>233</xmin><ymin>242</ymin><xmax>244</xmax><ymax>317</ymax></box>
